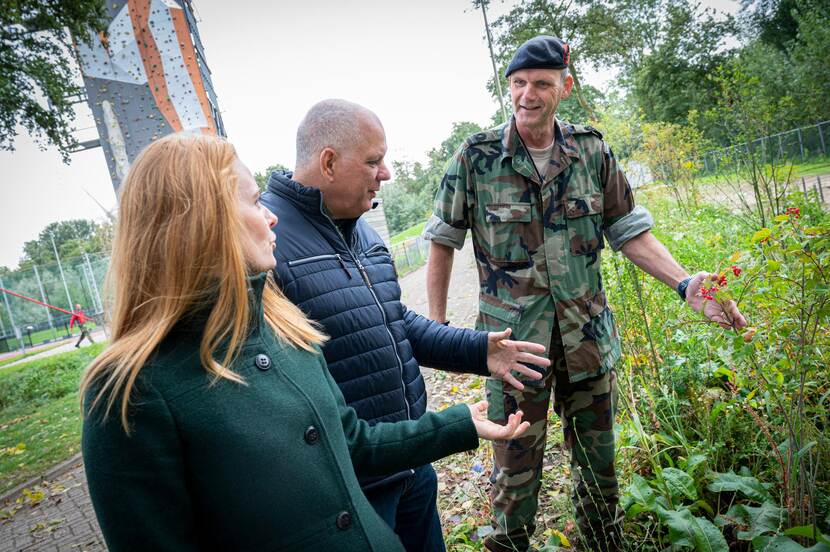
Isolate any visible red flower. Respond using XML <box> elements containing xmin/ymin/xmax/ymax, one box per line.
<box><xmin>717</xmin><ymin>274</ymin><xmax>728</xmax><ymax>287</ymax></box>
<box><xmin>785</xmin><ymin>207</ymin><xmax>801</xmax><ymax>218</ymax></box>
<box><xmin>731</xmin><ymin>265</ymin><xmax>742</xmax><ymax>277</ymax></box>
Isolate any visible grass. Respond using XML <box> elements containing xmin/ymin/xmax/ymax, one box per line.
<box><xmin>390</xmin><ymin>220</ymin><xmax>427</xmax><ymax>245</ymax></box>
<box><xmin>0</xmin><ymin>395</ymin><xmax>82</xmax><ymax>494</ymax></box>
<box><xmin>0</xmin><ymin>342</ymin><xmax>105</xmax><ymax>495</ymax></box>
<box><xmin>691</xmin><ymin>155</ymin><xmax>830</xmax><ymax>186</ymax></box>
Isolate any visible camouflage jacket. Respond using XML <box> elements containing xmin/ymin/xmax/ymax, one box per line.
<box><xmin>423</xmin><ymin>117</ymin><xmax>653</xmax><ymax>382</ymax></box>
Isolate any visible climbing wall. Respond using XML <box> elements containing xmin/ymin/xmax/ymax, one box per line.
<box><xmin>74</xmin><ymin>0</ymin><xmax>225</xmax><ymax>190</ymax></box>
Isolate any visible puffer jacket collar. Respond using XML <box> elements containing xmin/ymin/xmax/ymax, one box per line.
<box><xmin>267</xmin><ymin>172</ymin><xmax>359</xmax><ymax>245</ymax></box>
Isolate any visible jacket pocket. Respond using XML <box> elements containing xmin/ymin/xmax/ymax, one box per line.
<box><xmin>481</xmin><ymin>202</ymin><xmax>533</xmax><ymax>267</ymax></box>
<box><xmin>477</xmin><ymin>295</ymin><xmax>522</xmax><ymax>332</ymax></box>
<box><xmin>565</xmin><ymin>193</ymin><xmax>604</xmax><ymax>256</ymax></box>
<box><xmin>287</xmin><ymin>253</ymin><xmax>343</xmax><ymax>267</ymax></box>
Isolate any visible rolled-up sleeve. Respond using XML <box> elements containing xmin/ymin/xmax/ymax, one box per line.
<box><xmin>422</xmin><ymin>149</ymin><xmax>473</xmax><ymax>250</ymax></box>
<box><xmin>422</xmin><ymin>214</ymin><xmax>467</xmax><ymax>249</ymax></box>
<box><xmin>604</xmin><ymin>205</ymin><xmax>654</xmax><ymax>251</ymax></box>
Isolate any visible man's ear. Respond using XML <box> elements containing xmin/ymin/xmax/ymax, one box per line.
<box><xmin>320</xmin><ymin>147</ymin><xmax>337</xmax><ymax>182</ymax></box>
<box><xmin>562</xmin><ymin>73</ymin><xmax>574</xmax><ymax>99</ymax></box>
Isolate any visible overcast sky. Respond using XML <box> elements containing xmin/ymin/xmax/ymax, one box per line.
<box><xmin>0</xmin><ymin>0</ymin><xmax>737</xmax><ymax>270</ymax></box>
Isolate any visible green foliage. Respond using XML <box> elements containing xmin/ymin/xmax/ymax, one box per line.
<box><xmin>637</xmin><ymin>121</ymin><xmax>709</xmax><ymax>215</ymax></box>
<box><xmin>632</xmin><ymin>2</ymin><xmax>735</xmax><ymax>128</ymax></box>
<box><xmin>19</xmin><ymin>218</ymin><xmax>104</xmax><ymax>267</ymax></box>
<box><xmin>380</xmin><ymin>121</ymin><xmax>483</xmax><ymax>234</ymax></box>
<box><xmin>254</xmin><ymin>163</ymin><xmax>290</xmax><ymax>192</ymax></box>
<box><xmin>611</xmin><ymin>188</ymin><xmax>830</xmax><ymax>548</ymax></box>
<box><xmin>0</xmin><ymin>342</ymin><xmax>104</xmax><ymax>410</ymax></box>
<box><xmin>0</xmin><ymin>0</ymin><xmax>107</xmax><ymax>161</ymax></box>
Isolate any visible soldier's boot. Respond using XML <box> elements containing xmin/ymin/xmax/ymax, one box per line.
<box><xmin>483</xmin><ymin>370</ymin><xmax>554</xmax><ymax>552</ymax></box>
<box><xmin>553</xmin><ymin>368</ymin><xmax>620</xmax><ymax>552</ymax></box>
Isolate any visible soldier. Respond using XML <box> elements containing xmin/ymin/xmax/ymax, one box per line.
<box><xmin>423</xmin><ymin>36</ymin><xmax>747</xmax><ymax>551</ymax></box>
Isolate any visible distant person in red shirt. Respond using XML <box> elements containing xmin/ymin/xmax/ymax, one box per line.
<box><xmin>70</xmin><ymin>304</ymin><xmax>95</xmax><ymax>348</ymax></box>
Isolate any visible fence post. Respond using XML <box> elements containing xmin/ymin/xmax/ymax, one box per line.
<box><xmin>83</xmin><ymin>253</ymin><xmax>108</xmax><ymax>338</ymax></box>
<box><xmin>819</xmin><ymin>123</ymin><xmax>827</xmax><ymax>156</ymax></box>
<box><xmin>0</xmin><ymin>276</ymin><xmax>24</xmax><ymax>353</ymax></box>
<box><xmin>797</xmin><ymin>128</ymin><xmax>805</xmax><ymax>161</ymax></box>
<box><xmin>818</xmin><ymin>175</ymin><xmax>825</xmax><ymax>203</ymax></box>
<box><xmin>802</xmin><ymin>176</ymin><xmax>808</xmax><ymax>195</ymax></box>
<box><xmin>32</xmin><ymin>264</ymin><xmax>57</xmax><ymax>341</ymax></box>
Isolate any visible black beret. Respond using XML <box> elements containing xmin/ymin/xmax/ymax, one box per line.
<box><xmin>505</xmin><ymin>35</ymin><xmax>570</xmax><ymax>78</ymax></box>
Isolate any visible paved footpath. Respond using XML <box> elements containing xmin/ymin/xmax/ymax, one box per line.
<box><xmin>0</xmin><ymin>243</ymin><xmax>480</xmax><ymax>551</ymax></box>
<box><xmin>1</xmin><ymin>330</ymin><xmax>107</xmax><ymax>371</ymax></box>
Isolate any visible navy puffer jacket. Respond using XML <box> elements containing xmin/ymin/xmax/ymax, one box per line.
<box><xmin>261</xmin><ymin>173</ymin><xmax>489</xmax><ymax>489</ymax></box>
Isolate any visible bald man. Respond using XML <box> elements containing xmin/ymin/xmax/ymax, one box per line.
<box><xmin>259</xmin><ymin>99</ymin><xmax>550</xmax><ymax>551</ymax></box>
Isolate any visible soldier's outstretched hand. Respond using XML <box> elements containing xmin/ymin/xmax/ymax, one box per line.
<box><xmin>468</xmin><ymin>400</ymin><xmax>529</xmax><ymax>441</ymax></box>
<box><xmin>487</xmin><ymin>328</ymin><xmax>550</xmax><ymax>390</ymax></box>
<box><xmin>686</xmin><ymin>271</ymin><xmax>748</xmax><ymax>329</ymax></box>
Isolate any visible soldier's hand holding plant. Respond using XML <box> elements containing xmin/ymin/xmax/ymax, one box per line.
<box><xmin>685</xmin><ymin>266</ymin><xmax>748</xmax><ymax>330</ymax></box>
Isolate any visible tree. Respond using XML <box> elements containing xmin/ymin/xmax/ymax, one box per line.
<box><xmin>631</xmin><ymin>2</ymin><xmax>735</xmax><ymax>129</ymax></box>
<box><xmin>477</xmin><ymin>0</ymin><xmax>677</xmax><ymax>121</ymax></box>
<box><xmin>380</xmin><ymin>121</ymin><xmax>484</xmax><ymax>235</ymax></box>
<box><xmin>0</xmin><ymin>0</ymin><xmax>106</xmax><ymax>162</ymax></box>
<box><xmin>20</xmin><ymin>219</ymin><xmax>99</xmax><ymax>267</ymax></box>
<box><xmin>254</xmin><ymin>164</ymin><xmax>290</xmax><ymax>192</ymax></box>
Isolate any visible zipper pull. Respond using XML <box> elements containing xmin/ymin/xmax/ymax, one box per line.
<box><xmin>355</xmin><ymin>259</ymin><xmax>373</xmax><ymax>288</ymax></box>
<box><xmin>335</xmin><ymin>254</ymin><xmax>352</xmax><ymax>279</ymax></box>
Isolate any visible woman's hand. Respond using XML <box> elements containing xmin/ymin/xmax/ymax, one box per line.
<box><xmin>468</xmin><ymin>400</ymin><xmax>529</xmax><ymax>441</ymax></box>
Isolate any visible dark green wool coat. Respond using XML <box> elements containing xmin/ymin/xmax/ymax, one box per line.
<box><xmin>82</xmin><ymin>273</ymin><xmax>478</xmax><ymax>551</ymax></box>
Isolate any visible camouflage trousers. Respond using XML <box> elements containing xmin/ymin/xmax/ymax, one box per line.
<box><xmin>484</xmin><ymin>327</ymin><xmax>620</xmax><ymax>552</ymax></box>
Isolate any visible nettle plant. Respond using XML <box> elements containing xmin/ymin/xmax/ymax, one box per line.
<box><xmin>619</xmin><ymin>203</ymin><xmax>830</xmax><ymax>550</ymax></box>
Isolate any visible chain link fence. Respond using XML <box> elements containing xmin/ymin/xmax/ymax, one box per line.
<box><xmin>0</xmin><ymin>253</ymin><xmax>107</xmax><ymax>354</ymax></box>
<box><xmin>699</xmin><ymin>121</ymin><xmax>830</xmax><ymax>175</ymax></box>
<box><xmin>389</xmin><ymin>236</ymin><xmax>431</xmax><ymax>276</ymax></box>
<box><xmin>1</xmin><ymin>236</ymin><xmax>438</xmax><ymax>354</ymax></box>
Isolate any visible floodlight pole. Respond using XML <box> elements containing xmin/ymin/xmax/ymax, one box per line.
<box><xmin>0</xmin><ymin>277</ymin><xmax>24</xmax><ymax>353</ymax></box>
<box><xmin>481</xmin><ymin>1</ymin><xmax>508</xmax><ymax>124</ymax></box>
<box><xmin>50</xmin><ymin>232</ymin><xmax>74</xmax><ymax>311</ymax></box>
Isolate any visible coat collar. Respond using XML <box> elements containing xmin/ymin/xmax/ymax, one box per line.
<box><xmin>172</xmin><ymin>272</ymin><xmax>268</xmax><ymax>337</ymax></box>
<box><xmin>500</xmin><ymin>116</ymin><xmax>580</xmax><ymax>186</ymax></box>
<box><xmin>266</xmin><ymin>171</ymin><xmax>358</xmax><ymax>245</ymax></box>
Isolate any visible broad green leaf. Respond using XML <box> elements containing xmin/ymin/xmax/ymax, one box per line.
<box><xmin>624</xmin><ymin>474</ymin><xmax>657</xmax><ymax>511</ymax></box>
<box><xmin>774</xmin><ymin>214</ymin><xmax>791</xmax><ymax>222</ymax></box>
<box><xmin>715</xmin><ymin>502</ymin><xmax>782</xmax><ymax>540</ymax></box>
<box><xmin>661</xmin><ymin>467</ymin><xmax>698</xmax><ymax>501</ymax></box>
<box><xmin>783</xmin><ymin>525</ymin><xmax>827</xmax><ymax>541</ymax></box>
<box><xmin>685</xmin><ymin>454</ymin><xmax>708</xmax><ymax>476</ymax></box>
<box><xmin>660</xmin><ymin>507</ymin><xmax>729</xmax><ymax>551</ymax></box>
<box><xmin>707</xmin><ymin>471</ymin><xmax>773</xmax><ymax>503</ymax></box>
<box><xmin>752</xmin><ymin>535</ymin><xmax>830</xmax><ymax>551</ymax></box>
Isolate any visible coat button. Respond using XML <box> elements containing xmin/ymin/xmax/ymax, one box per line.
<box><xmin>304</xmin><ymin>426</ymin><xmax>319</xmax><ymax>444</ymax></box>
<box><xmin>254</xmin><ymin>354</ymin><xmax>271</xmax><ymax>370</ymax></box>
<box><xmin>335</xmin><ymin>511</ymin><xmax>352</xmax><ymax>530</ymax></box>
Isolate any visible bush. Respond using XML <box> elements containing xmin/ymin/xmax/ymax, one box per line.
<box><xmin>0</xmin><ymin>343</ymin><xmax>105</xmax><ymax>410</ymax></box>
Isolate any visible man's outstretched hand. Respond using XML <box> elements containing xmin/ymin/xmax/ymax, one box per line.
<box><xmin>487</xmin><ymin>328</ymin><xmax>550</xmax><ymax>390</ymax></box>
